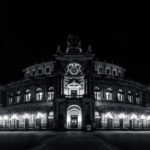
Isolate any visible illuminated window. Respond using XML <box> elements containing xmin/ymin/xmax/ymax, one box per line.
<box><xmin>117</xmin><ymin>89</ymin><xmax>124</xmax><ymax>102</ymax></box>
<box><xmin>9</xmin><ymin>93</ymin><xmax>13</xmax><ymax>104</ymax></box>
<box><xmin>128</xmin><ymin>91</ymin><xmax>133</xmax><ymax>103</ymax></box>
<box><xmin>48</xmin><ymin>87</ymin><xmax>54</xmax><ymax>101</ymax></box>
<box><xmin>106</xmin><ymin>88</ymin><xmax>113</xmax><ymax>101</ymax></box>
<box><xmin>16</xmin><ymin>91</ymin><xmax>21</xmax><ymax>103</ymax></box>
<box><xmin>25</xmin><ymin>89</ymin><xmax>31</xmax><ymax>102</ymax></box>
<box><xmin>48</xmin><ymin>111</ymin><xmax>54</xmax><ymax>119</ymax></box>
<box><xmin>95</xmin><ymin>111</ymin><xmax>100</xmax><ymax>119</ymax></box>
<box><xmin>105</xmin><ymin>112</ymin><xmax>113</xmax><ymax>119</ymax></box>
<box><xmin>94</xmin><ymin>87</ymin><xmax>102</xmax><ymax>100</ymax></box>
<box><xmin>36</xmin><ymin>88</ymin><xmax>43</xmax><ymax>101</ymax></box>
<box><xmin>136</xmin><ymin>93</ymin><xmax>140</xmax><ymax>104</ymax></box>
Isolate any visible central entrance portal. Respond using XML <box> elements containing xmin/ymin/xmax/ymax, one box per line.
<box><xmin>66</xmin><ymin>105</ymin><xmax>82</xmax><ymax>129</ymax></box>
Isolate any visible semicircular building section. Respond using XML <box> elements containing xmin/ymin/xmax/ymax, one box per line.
<box><xmin>0</xmin><ymin>35</ymin><xmax>150</xmax><ymax>131</ymax></box>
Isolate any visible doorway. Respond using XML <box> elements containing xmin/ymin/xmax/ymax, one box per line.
<box><xmin>36</xmin><ymin>118</ymin><xmax>41</xmax><ymax>129</ymax></box>
<box><xmin>71</xmin><ymin>90</ymin><xmax>77</xmax><ymax>97</ymax></box>
<box><xmin>25</xmin><ymin>119</ymin><xmax>29</xmax><ymax>129</ymax></box>
<box><xmin>107</xmin><ymin>118</ymin><xmax>113</xmax><ymax>129</ymax></box>
<box><xmin>71</xmin><ymin>115</ymin><xmax>78</xmax><ymax>128</ymax></box>
<box><xmin>119</xmin><ymin>119</ymin><xmax>123</xmax><ymax>129</ymax></box>
<box><xmin>66</xmin><ymin>105</ymin><xmax>82</xmax><ymax>129</ymax></box>
<box><xmin>129</xmin><ymin>119</ymin><xmax>133</xmax><ymax>129</ymax></box>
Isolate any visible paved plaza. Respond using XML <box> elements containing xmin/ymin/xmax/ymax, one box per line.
<box><xmin>0</xmin><ymin>131</ymin><xmax>150</xmax><ymax>150</ymax></box>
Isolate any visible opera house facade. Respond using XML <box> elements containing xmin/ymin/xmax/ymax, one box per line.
<box><xmin>0</xmin><ymin>35</ymin><xmax>150</xmax><ymax>130</ymax></box>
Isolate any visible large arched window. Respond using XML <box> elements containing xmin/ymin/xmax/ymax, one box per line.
<box><xmin>48</xmin><ymin>111</ymin><xmax>54</xmax><ymax>119</ymax></box>
<box><xmin>117</xmin><ymin>89</ymin><xmax>124</xmax><ymax>102</ymax></box>
<box><xmin>8</xmin><ymin>93</ymin><xmax>13</xmax><ymax>104</ymax></box>
<box><xmin>48</xmin><ymin>87</ymin><xmax>54</xmax><ymax>101</ymax></box>
<box><xmin>36</xmin><ymin>88</ymin><xmax>43</xmax><ymax>101</ymax></box>
<box><xmin>65</xmin><ymin>63</ymin><xmax>82</xmax><ymax>76</ymax></box>
<box><xmin>106</xmin><ymin>88</ymin><xmax>113</xmax><ymax>101</ymax></box>
<box><xmin>136</xmin><ymin>93</ymin><xmax>140</xmax><ymax>104</ymax></box>
<box><xmin>25</xmin><ymin>89</ymin><xmax>31</xmax><ymax>102</ymax></box>
<box><xmin>95</xmin><ymin>111</ymin><xmax>100</xmax><ymax>119</ymax></box>
<box><xmin>128</xmin><ymin>91</ymin><xmax>133</xmax><ymax>103</ymax></box>
<box><xmin>94</xmin><ymin>87</ymin><xmax>102</xmax><ymax>100</ymax></box>
<box><xmin>16</xmin><ymin>91</ymin><xmax>21</xmax><ymax>103</ymax></box>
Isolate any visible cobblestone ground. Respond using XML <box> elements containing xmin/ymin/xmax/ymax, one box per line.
<box><xmin>0</xmin><ymin>131</ymin><xmax>150</xmax><ymax>150</ymax></box>
<box><xmin>29</xmin><ymin>132</ymin><xmax>120</xmax><ymax>150</ymax></box>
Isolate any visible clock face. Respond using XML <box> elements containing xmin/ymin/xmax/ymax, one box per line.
<box><xmin>66</xmin><ymin>63</ymin><xmax>82</xmax><ymax>76</ymax></box>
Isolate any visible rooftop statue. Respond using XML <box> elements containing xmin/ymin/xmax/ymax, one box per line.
<box><xmin>66</xmin><ymin>34</ymin><xmax>82</xmax><ymax>53</ymax></box>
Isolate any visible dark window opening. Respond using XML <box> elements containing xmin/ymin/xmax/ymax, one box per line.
<box><xmin>27</xmin><ymin>73</ymin><xmax>30</xmax><ymax>78</ymax></box>
<box><xmin>46</xmin><ymin>68</ymin><xmax>50</xmax><ymax>73</ymax></box>
<box><xmin>38</xmin><ymin>69</ymin><xmax>42</xmax><ymax>74</ymax></box>
<box><xmin>106</xmin><ymin>69</ymin><xmax>110</xmax><ymax>74</ymax></box>
<box><xmin>113</xmin><ymin>71</ymin><xmax>116</xmax><ymax>75</ymax></box>
<box><xmin>32</xmin><ymin>71</ymin><xmax>36</xmax><ymax>75</ymax></box>
<box><xmin>99</xmin><ymin>68</ymin><xmax>103</xmax><ymax>73</ymax></box>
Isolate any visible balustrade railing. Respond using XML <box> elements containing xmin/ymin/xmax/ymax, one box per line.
<box><xmin>65</xmin><ymin>95</ymin><xmax>83</xmax><ymax>99</ymax></box>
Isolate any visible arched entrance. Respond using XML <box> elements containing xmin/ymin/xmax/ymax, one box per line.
<box><xmin>66</xmin><ymin>105</ymin><xmax>82</xmax><ymax>129</ymax></box>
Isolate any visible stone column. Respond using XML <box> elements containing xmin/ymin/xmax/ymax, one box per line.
<box><xmin>102</xmin><ymin>85</ymin><xmax>106</xmax><ymax>101</ymax></box>
<box><xmin>124</xmin><ymin>88</ymin><xmax>128</xmax><ymax>104</ymax></box>
<box><xmin>31</xmin><ymin>85</ymin><xmax>35</xmax><ymax>102</ymax></box>
<box><xmin>43</xmin><ymin>84</ymin><xmax>47</xmax><ymax>102</ymax></box>
<box><xmin>21</xmin><ymin>87</ymin><xmax>24</xmax><ymax>103</ymax></box>
<box><xmin>113</xmin><ymin>88</ymin><xmax>118</xmax><ymax>102</ymax></box>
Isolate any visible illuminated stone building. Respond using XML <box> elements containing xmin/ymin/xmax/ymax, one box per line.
<box><xmin>0</xmin><ymin>35</ymin><xmax>150</xmax><ymax>130</ymax></box>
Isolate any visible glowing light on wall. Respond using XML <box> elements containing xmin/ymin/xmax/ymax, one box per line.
<box><xmin>23</xmin><ymin>113</ymin><xmax>30</xmax><ymax>119</ymax></box>
<box><xmin>3</xmin><ymin>115</ymin><xmax>8</xmax><ymax>120</ymax></box>
<box><xmin>95</xmin><ymin>111</ymin><xmax>100</xmax><ymax>119</ymax></box>
<box><xmin>36</xmin><ymin>112</ymin><xmax>44</xmax><ymax>119</ymax></box>
<box><xmin>118</xmin><ymin>113</ymin><xmax>125</xmax><ymax>119</ymax></box>
<box><xmin>130</xmin><ymin>113</ymin><xmax>137</xmax><ymax>119</ymax></box>
<box><xmin>67</xmin><ymin>113</ymin><xmax>71</xmax><ymax>124</ymax></box>
<box><xmin>78</xmin><ymin>113</ymin><xmax>82</xmax><ymax>123</ymax></box>
<box><xmin>147</xmin><ymin>116</ymin><xmax>150</xmax><ymax>120</ymax></box>
<box><xmin>105</xmin><ymin>112</ymin><xmax>113</xmax><ymax>119</ymax></box>
<box><xmin>11</xmin><ymin>114</ymin><xmax>19</xmax><ymax>120</ymax></box>
<box><xmin>48</xmin><ymin>111</ymin><xmax>54</xmax><ymax>119</ymax></box>
<box><xmin>0</xmin><ymin>116</ymin><xmax>2</xmax><ymax>121</ymax></box>
<box><xmin>140</xmin><ymin>115</ymin><xmax>146</xmax><ymax>120</ymax></box>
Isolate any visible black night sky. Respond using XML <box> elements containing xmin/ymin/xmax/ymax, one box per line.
<box><xmin>1</xmin><ymin>2</ymin><xmax>149</xmax><ymax>84</ymax></box>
